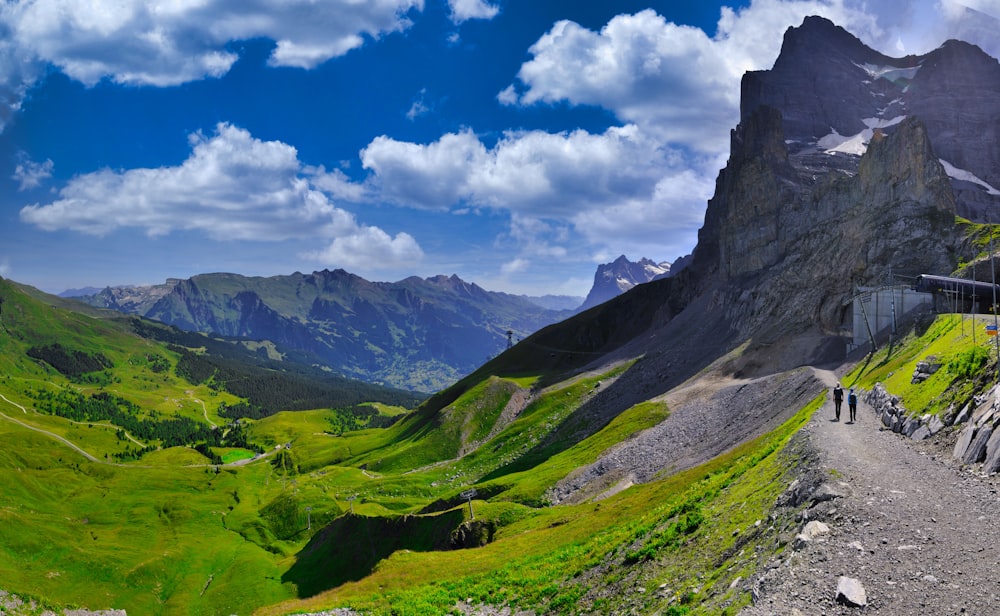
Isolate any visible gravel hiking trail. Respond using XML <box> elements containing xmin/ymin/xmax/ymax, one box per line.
<box><xmin>743</xmin><ymin>368</ymin><xmax>1000</xmax><ymax>615</ymax></box>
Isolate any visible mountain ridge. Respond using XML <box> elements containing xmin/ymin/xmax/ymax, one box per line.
<box><xmin>70</xmin><ymin>269</ymin><xmax>578</xmax><ymax>392</ymax></box>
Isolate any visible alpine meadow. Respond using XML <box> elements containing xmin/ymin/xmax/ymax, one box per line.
<box><xmin>4</xmin><ymin>5</ymin><xmax>1000</xmax><ymax>616</ymax></box>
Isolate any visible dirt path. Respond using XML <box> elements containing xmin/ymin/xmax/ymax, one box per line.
<box><xmin>743</xmin><ymin>368</ymin><xmax>1000</xmax><ymax>614</ymax></box>
<box><xmin>194</xmin><ymin>397</ymin><xmax>217</xmax><ymax>428</ymax></box>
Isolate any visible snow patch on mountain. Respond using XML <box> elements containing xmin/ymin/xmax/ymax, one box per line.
<box><xmin>940</xmin><ymin>159</ymin><xmax>1000</xmax><ymax>196</ymax></box>
<box><xmin>818</xmin><ymin>116</ymin><xmax>907</xmax><ymax>156</ymax></box>
<box><xmin>854</xmin><ymin>62</ymin><xmax>921</xmax><ymax>84</ymax></box>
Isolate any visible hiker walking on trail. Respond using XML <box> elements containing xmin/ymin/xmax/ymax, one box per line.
<box><xmin>832</xmin><ymin>383</ymin><xmax>844</xmax><ymax>421</ymax></box>
<box><xmin>848</xmin><ymin>388</ymin><xmax>858</xmax><ymax>423</ymax></box>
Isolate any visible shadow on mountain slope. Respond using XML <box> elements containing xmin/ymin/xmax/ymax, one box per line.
<box><xmin>282</xmin><ymin>508</ymin><xmax>467</xmax><ymax>598</ymax></box>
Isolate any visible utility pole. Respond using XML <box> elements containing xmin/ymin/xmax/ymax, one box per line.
<box><xmin>889</xmin><ymin>267</ymin><xmax>897</xmax><ymax>351</ymax></box>
<box><xmin>991</xmin><ymin>220</ymin><xmax>1000</xmax><ymax>384</ymax></box>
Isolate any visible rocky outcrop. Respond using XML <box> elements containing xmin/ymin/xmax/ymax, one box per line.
<box><xmin>867</xmin><ymin>380</ymin><xmax>1000</xmax><ymax>471</ymax></box>
<box><xmin>950</xmin><ymin>394</ymin><xmax>1000</xmax><ymax>470</ymax></box>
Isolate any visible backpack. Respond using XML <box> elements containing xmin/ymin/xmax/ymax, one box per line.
<box><xmin>848</xmin><ymin>392</ymin><xmax>857</xmax><ymax>405</ymax></box>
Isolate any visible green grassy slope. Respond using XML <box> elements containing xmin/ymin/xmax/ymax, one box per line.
<box><xmin>0</xmin><ymin>275</ymin><xmax>838</xmax><ymax>615</ymax></box>
<box><xmin>847</xmin><ymin>313</ymin><xmax>998</xmax><ymax>416</ymax></box>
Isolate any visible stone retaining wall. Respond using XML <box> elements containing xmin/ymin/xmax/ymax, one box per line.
<box><xmin>863</xmin><ymin>383</ymin><xmax>1000</xmax><ymax>473</ymax></box>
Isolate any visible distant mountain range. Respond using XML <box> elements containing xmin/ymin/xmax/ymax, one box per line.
<box><xmin>65</xmin><ymin>257</ymin><xmax>675</xmax><ymax>391</ymax></box>
<box><xmin>67</xmin><ymin>270</ymin><xmax>576</xmax><ymax>392</ymax></box>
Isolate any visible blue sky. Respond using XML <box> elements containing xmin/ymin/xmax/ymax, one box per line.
<box><xmin>1</xmin><ymin>0</ymin><xmax>999</xmax><ymax>297</ymax></box>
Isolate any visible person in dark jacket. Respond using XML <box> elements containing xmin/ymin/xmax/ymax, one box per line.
<box><xmin>832</xmin><ymin>383</ymin><xmax>844</xmax><ymax>421</ymax></box>
<box><xmin>848</xmin><ymin>388</ymin><xmax>858</xmax><ymax>423</ymax></box>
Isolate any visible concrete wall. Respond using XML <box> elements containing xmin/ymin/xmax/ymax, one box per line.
<box><xmin>850</xmin><ymin>286</ymin><xmax>934</xmax><ymax>352</ymax></box>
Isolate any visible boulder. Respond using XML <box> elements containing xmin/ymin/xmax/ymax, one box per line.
<box><xmin>794</xmin><ymin>520</ymin><xmax>830</xmax><ymax>549</ymax></box>
<box><xmin>951</xmin><ymin>403</ymin><xmax>972</xmax><ymax>426</ymax></box>
<box><xmin>903</xmin><ymin>417</ymin><xmax>921</xmax><ymax>437</ymax></box>
<box><xmin>982</xmin><ymin>429</ymin><xmax>1000</xmax><ymax>474</ymax></box>
<box><xmin>954</xmin><ymin>423</ymin><xmax>977</xmax><ymax>460</ymax></box>
<box><xmin>836</xmin><ymin>576</ymin><xmax>868</xmax><ymax>608</ymax></box>
<box><xmin>811</xmin><ymin>484</ymin><xmax>845</xmax><ymax>505</ymax></box>
<box><xmin>911</xmin><ymin>360</ymin><xmax>941</xmax><ymax>383</ymax></box>
<box><xmin>910</xmin><ymin>425</ymin><xmax>931</xmax><ymax>441</ymax></box>
<box><xmin>927</xmin><ymin>415</ymin><xmax>945</xmax><ymax>436</ymax></box>
<box><xmin>963</xmin><ymin>425</ymin><xmax>993</xmax><ymax>465</ymax></box>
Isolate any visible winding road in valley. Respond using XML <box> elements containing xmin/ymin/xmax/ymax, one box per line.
<box><xmin>0</xmin><ymin>392</ymin><xmax>274</xmax><ymax>470</ymax></box>
<box><xmin>0</xmin><ymin>392</ymin><xmax>101</xmax><ymax>463</ymax></box>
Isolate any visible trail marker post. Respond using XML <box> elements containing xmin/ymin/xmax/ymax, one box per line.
<box><xmin>305</xmin><ymin>506</ymin><xmax>312</xmax><ymax>530</ymax></box>
<box><xmin>460</xmin><ymin>488</ymin><xmax>477</xmax><ymax>519</ymax></box>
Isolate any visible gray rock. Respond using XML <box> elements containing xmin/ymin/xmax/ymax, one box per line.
<box><xmin>903</xmin><ymin>417</ymin><xmax>921</xmax><ymax>437</ymax></box>
<box><xmin>910</xmin><ymin>425</ymin><xmax>931</xmax><ymax>441</ymax></box>
<box><xmin>952</xmin><ymin>403</ymin><xmax>972</xmax><ymax>426</ymax></box>
<box><xmin>811</xmin><ymin>483</ymin><xmax>845</xmax><ymax>504</ymax></box>
<box><xmin>794</xmin><ymin>520</ymin><xmax>830</xmax><ymax>549</ymax></box>
<box><xmin>982</xmin><ymin>429</ymin><xmax>1000</xmax><ymax>473</ymax></box>
<box><xmin>963</xmin><ymin>425</ymin><xmax>993</xmax><ymax>465</ymax></box>
<box><xmin>836</xmin><ymin>576</ymin><xmax>868</xmax><ymax>608</ymax></box>
<box><xmin>927</xmin><ymin>414</ymin><xmax>945</xmax><ymax>436</ymax></box>
<box><xmin>954</xmin><ymin>423</ymin><xmax>977</xmax><ymax>460</ymax></box>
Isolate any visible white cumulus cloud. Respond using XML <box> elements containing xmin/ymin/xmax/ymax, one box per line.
<box><xmin>448</xmin><ymin>0</ymin><xmax>500</xmax><ymax>24</ymax></box>
<box><xmin>501</xmin><ymin>1</ymin><xmax>885</xmax><ymax>153</ymax></box>
<box><xmin>19</xmin><ymin>123</ymin><xmax>422</xmax><ymax>270</ymax></box>
<box><xmin>0</xmin><ymin>0</ymin><xmax>423</xmax><ymax>129</ymax></box>
<box><xmin>302</xmin><ymin>226</ymin><xmax>424</xmax><ymax>270</ymax></box>
<box><xmin>361</xmin><ymin>125</ymin><xmax>701</xmax><ymax>215</ymax></box>
<box><xmin>359</xmin><ymin>123</ymin><xmax>717</xmax><ymax>261</ymax></box>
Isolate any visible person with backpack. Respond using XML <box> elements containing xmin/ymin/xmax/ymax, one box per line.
<box><xmin>848</xmin><ymin>388</ymin><xmax>858</xmax><ymax>423</ymax></box>
<box><xmin>832</xmin><ymin>383</ymin><xmax>844</xmax><ymax>421</ymax></box>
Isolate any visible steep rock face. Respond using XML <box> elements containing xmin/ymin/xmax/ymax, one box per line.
<box><xmin>692</xmin><ymin>106</ymin><xmax>794</xmax><ymax>282</ymax></box>
<box><xmin>691</xmin><ymin>107</ymin><xmax>959</xmax><ymax>365</ymax></box>
<box><xmin>579</xmin><ymin>255</ymin><xmax>671</xmax><ymax>310</ymax></box>
<box><xmin>907</xmin><ymin>39</ymin><xmax>1000</xmax><ymax>187</ymax></box>
<box><xmin>741</xmin><ymin>16</ymin><xmax>911</xmax><ymax>143</ymax></box>
<box><xmin>741</xmin><ymin>16</ymin><xmax>1000</xmax><ymax>220</ymax></box>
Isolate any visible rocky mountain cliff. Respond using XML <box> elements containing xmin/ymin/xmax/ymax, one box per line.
<box><xmin>741</xmin><ymin>15</ymin><xmax>1000</xmax><ymax>221</ymax></box>
<box><xmin>497</xmin><ymin>15</ymin><xmax>984</xmax><ymax>417</ymax></box>
<box><xmin>578</xmin><ymin>255</ymin><xmax>671</xmax><ymax>311</ymax></box>
<box><xmin>73</xmin><ymin>270</ymin><xmax>574</xmax><ymax>392</ymax></box>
